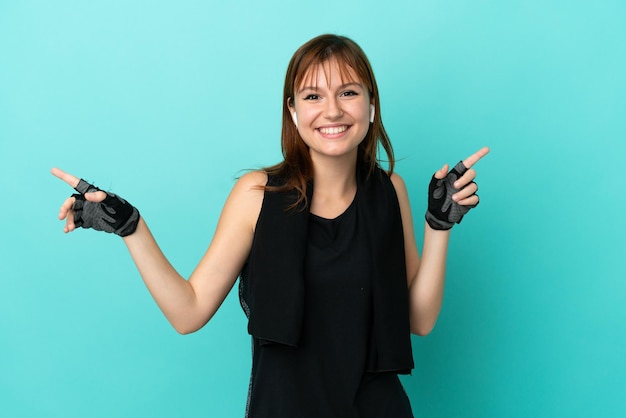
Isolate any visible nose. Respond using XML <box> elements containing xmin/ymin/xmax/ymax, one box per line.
<box><xmin>323</xmin><ymin>96</ymin><xmax>343</xmax><ymax>120</ymax></box>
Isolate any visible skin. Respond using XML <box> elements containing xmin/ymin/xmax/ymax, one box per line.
<box><xmin>288</xmin><ymin>59</ymin><xmax>372</xmax><ymax>218</ymax></box>
<box><xmin>51</xmin><ymin>60</ymin><xmax>489</xmax><ymax>336</ymax></box>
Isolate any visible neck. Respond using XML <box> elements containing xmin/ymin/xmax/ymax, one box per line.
<box><xmin>312</xmin><ymin>152</ymin><xmax>358</xmax><ymax>190</ymax></box>
<box><xmin>309</xmin><ymin>152</ymin><xmax>358</xmax><ymax>218</ymax></box>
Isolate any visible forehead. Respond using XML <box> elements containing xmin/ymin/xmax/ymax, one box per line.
<box><xmin>297</xmin><ymin>58</ymin><xmax>362</xmax><ymax>89</ymax></box>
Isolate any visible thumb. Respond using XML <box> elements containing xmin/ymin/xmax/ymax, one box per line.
<box><xmin>84</xmin><ymin>190</ymin><xmax>107</xmax><ymax>202</ymax></box>
<box><xmin>433</xmin><ymin>163</ymin><xmax>449</xmax><ymax>180</ymax></box>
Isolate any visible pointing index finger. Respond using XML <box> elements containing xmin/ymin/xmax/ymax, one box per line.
<box><xmin>51</xmin><ymin>167</ymin><xmax>80</xmax><ymax>189</ymax></box>
<box><xmin>462</xmin><ymin>146</ymin><xmax>490</xmax><ymax>169</ymax></box>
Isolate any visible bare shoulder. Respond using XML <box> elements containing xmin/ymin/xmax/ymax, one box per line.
<box><xmin>228</xmin><ymin>170</ymin><xmax>267</xmax><ymax>207</ymax></box>
<box><xmin>234</xmin><ymin>170</ymin><xmax>268</xmax><ymax>193</ymax></box>
<box><xmin>389</xmin><ymin>173</ymin><xmax>420</xmax><ymax>273</ymax></box>
<box><xmin>389</xmin><ymin>172</ymin><xmax>415</xmax><ymax>223</ymax></box>
<box><xmin>222</xmin><ymin>170</ymin><xmax>268</xmax><ymax>233</ymax></box>
<box><xmin>389</xmin><ymin>172</ymin><xmax>409</xmax><ymax>199</ymax></box>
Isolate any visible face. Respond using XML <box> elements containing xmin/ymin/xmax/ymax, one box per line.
<box><xmin>289</xmin><ymin>59</ymin><xmax>372</xmax><ymax>164</ymax></box>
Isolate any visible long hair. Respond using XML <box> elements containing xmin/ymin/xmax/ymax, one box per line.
<box><xmin>265</xmin><ymin>34</ymin><xmax>395</xmax><ymax>209</ymax></box>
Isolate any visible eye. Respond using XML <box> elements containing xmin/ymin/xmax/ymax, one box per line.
<box><xmin>304</xmin><ymin>94</ymin><xmax>320</xmax><ymax>100</ymax></box>
<box><xmin>340</xmin><ymin>90</ymin><xmax>359</xmax><ymax>97</ymax></box>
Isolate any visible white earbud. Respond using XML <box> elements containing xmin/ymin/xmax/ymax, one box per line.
<box><xmin>292</xmin><ymin>111</ymin><xmax>298</xmax><ymax>128</ymax></box>
<box><xmin>369</xmin><ymin>104</ymin><xmax>375</xmax><ymax>123</ymax></box>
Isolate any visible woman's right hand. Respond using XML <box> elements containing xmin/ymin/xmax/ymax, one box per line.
<box><xmin>51</xmin><ymin>168</ymin><xmax>265</xmax><ymax>334</ymax></box>
<box><xmin>51</xmin><ymin>168</ymin><xmax>140</xmax><ymax>236</ymax></box>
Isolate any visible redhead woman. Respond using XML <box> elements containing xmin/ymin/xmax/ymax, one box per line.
<box><xmin>52</xmin><ymin>34</ymin><xmax>489</xmax><ymax>417</ymax></box>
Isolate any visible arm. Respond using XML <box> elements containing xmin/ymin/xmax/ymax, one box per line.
<box><xmin>53</xmin><ymin>168</ymin><xmax>267</xmax><ymax>334</ymax></box>
<box><xmin>391</xmin><ymin>146</ymin><xmax>489</xmax><ymax>336</ymax></box>
<box><xmin>391</xmin><ymin>174</ymin><xmax>449</xmax><ymax>336</ymax></box>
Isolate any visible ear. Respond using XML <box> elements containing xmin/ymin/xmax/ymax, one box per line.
<box><xmin>287</xmin><ymin>97</ymin><xmax>298</xmax><ymax>128</ymax></box>
<box><xmin>369</xmin><ymin>104</ymin><xmax>375</xmax><ymax>123</ymax></box>
<box><xmin>291</xmin><ymin>111</ymin><xmax>298</xmax><ymax>128</ymax></box>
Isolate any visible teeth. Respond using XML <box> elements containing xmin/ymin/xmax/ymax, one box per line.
<box><xmin>319</xmin><ymin>126</ymin><xmax>348</xmax><ymax>135</ymax></box>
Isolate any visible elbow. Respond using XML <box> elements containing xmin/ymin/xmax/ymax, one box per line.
<box><xmin>172</xmin><ymin>319</ymin><xmax>205</xmax><ymax>335</ymax></box>
<box><xmin>411</xmin><ymin>325</ymin><xmax>432</xmax><ymax>337</ymax></box>
<box><xmin>169</xmin><ymin>310</ymin><xmax>212</xmax><ymax>335</ymax></box>
<box><xmin>175</xmin><ymin>326</ymin><xmax>198</xmax><ymax>335</ymax></box>
<box><xmin>410</xmin><ymin>319</ymin><xmax>436</xmax><ymax>337</ymax></box>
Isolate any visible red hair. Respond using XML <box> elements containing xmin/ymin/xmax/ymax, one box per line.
<box><xmin>265</xmin><ymin>34</ymin><xmax>395</xmax><ymax>208</ymax></box>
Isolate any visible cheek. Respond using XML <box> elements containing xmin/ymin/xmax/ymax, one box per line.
<box><xmin>294</xmin><ymin>106</ymin><xmax>315</xmax><ymax>122</ymax></box>
<box><xmin>352</xmin><ymin>99</ymin><xmax>371</xmax><ymax>119</ymax></box>
<box><xmin>355</xmin><ymin>103</ymin><xmax>371</xmax><ymax>124</ymax></box>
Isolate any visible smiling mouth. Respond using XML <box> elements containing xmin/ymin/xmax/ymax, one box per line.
<box><xmin>318</xmin><ymin>125</ymin><xmax>348</xmax><ymax>135</ymax></box>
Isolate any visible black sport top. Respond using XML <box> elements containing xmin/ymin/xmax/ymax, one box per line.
<box><xmin>242</xmin><ymin>192</ymin><xmax>414</xmax><ymax>417</ymax></box>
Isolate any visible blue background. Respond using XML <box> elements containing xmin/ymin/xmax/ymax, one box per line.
<box><xmin>1</xmin><ymin>1</ymin><xmax>625</xmax><ymax>417</ymax></box>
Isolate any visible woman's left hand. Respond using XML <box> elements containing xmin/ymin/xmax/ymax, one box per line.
<box><xmin>425</xmin><ymin>146</ymin><xmax>490</xmax><ymax>230</ymax></box>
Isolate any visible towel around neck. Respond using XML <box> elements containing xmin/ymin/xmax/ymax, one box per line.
<box><xmin>239</xmin><ymin>163</ymin><xmax>414</xmax><ymax>374</ymax></box>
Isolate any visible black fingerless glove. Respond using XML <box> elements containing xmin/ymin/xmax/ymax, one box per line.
<box><xmin>71</xmin><ymin>179</ymin><xmax>140</xmax><ymax>237</ymax></box>
<box><xmin>425</xmin><ymin>161</ymin><xmax>478</xmax><ymax>230</ymax></box>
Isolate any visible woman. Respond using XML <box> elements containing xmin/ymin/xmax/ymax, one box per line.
<box><xmin>52</xmin><ymin>34</ymin><xmax>489</xmax><ymax>417</ymax></box>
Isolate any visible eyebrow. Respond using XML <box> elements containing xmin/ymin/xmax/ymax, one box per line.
<box><xmin>297</xmin><ymin>82</ymin><xmax>363</xmax><ymax>95</ymax></box>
